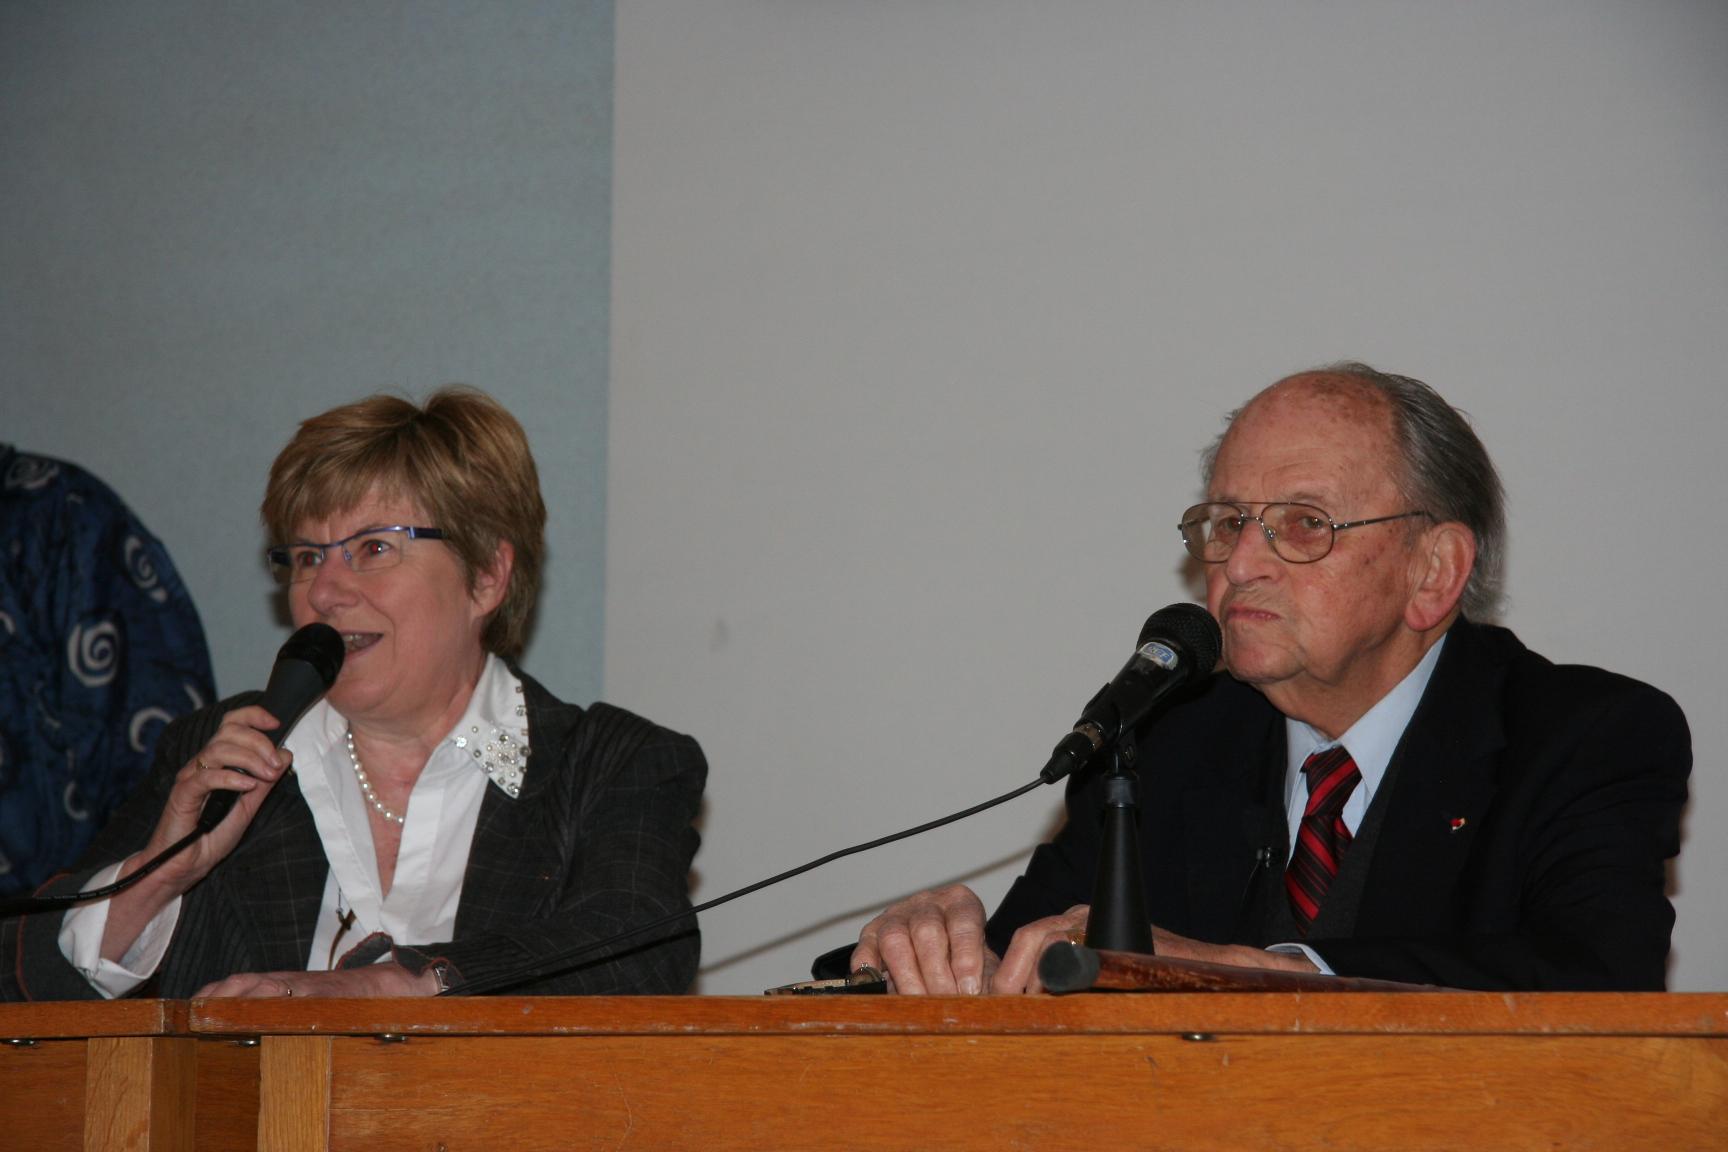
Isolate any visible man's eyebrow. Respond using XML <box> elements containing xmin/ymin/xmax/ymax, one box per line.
<box><xmin>1205</xmin><ymin>492</ymin><xmax>1335</xmax><ymax>507</ymax></box>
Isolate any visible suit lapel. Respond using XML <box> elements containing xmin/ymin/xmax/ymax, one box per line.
<box><xmin>1237</xmin><ymin>724</ymin><xmax>1292</xmax><ymax>942</ymax></box>
<box><xmin>1172</xmin><ymin>685</ymin><xmax>1285</xmax><ymax>942</ymax></box>
<box><xmin>454</xmin><ymin>672</ymin><xmax>584</xmax><ymax>934</ymax></box>
<box><xmin>1353</xmin><ymin>619</ymin><xmax>1509</xmax><ymax>935</ymax></box>
<box><xmin>222</xmin><ymin>771</ymin><xmax>329</xmax><ymax>972</ymax></box>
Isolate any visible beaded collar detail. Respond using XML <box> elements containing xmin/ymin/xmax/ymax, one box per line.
<box><xmin>451</xmin><ymin>680</ymin><xmax>530</xmax><ymax>799</ymax></box>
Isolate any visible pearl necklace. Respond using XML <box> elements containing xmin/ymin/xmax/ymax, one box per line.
<box><xmin>345</xmin><ymin>728</ymin><xmax>406</xmax><ymax>826</ymax></box>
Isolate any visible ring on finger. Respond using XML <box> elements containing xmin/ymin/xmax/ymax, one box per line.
<box><xmin>1064</xmin><ymin>928</ymin><xmax>1087</xmax><ymax>946</ymax></box>
<box><xmin>197</xmin><ymin>758</ymin><xmax>211</xmax><ymax>772</ymax></box>
<box><xmin>281</xmin><ymin>980</ymin><xmax>295</xmax><ymax>998</ymax></box>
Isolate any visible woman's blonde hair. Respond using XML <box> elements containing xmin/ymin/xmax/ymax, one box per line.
<box><xmin>261</xmin><ymin>386</ymin><xmax>547</xmax><ymax>660</ymax></box>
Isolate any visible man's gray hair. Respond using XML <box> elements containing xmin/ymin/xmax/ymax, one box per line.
<box><xmin>1201</xmin><ymin>361</ymin><xmax>1507</xmax><ymax>620</ymax></box>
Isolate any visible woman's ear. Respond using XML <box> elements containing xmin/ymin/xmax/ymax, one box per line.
<box><xmin>470</xmin><ymin>539</ymin><xmax>515</xmax><ymax>617</ymax></box>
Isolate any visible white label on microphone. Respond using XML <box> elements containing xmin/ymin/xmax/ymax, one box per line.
<box><xmin>1137</xmin><ymin>641</ymin><xmax>1179</xmax><ymax>670</ymax></box>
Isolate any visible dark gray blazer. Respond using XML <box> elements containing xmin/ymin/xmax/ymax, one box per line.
<box><xmin>987</xmin><ymin>618</ymin><xmax>1691</xmax><ymax>990</ymax></box>
<box><xmin>2</xmin><ymin>671</ymin><xmax>706</xmax><ymax>1000</ymax></box>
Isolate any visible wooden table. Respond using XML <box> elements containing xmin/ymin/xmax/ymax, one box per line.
<box><xmin>5</xmin><ymin>993</ymin><xmax>1727</xmax><ymax>1150</ymax></box>
<box><xmin>0</xmin><ymin>998</ymin><xmax>259</xmax><ymax>1152</ymax></box>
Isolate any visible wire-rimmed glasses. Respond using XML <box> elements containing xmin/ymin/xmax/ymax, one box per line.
<box><xmin>1178</xmin><ymin>502</ymin><xmax>1430</xmax><ymax>565</ymax></box>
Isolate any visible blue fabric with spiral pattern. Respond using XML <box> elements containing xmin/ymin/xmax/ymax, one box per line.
<box><xmin>0</xmin><ymin>444</ymin><xmax>216</xmax><ymax>896</ymax></box>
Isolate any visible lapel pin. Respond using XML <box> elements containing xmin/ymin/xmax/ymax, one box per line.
<box><xmin>1449</xmin><ymin>817</ymin><xmax>1468</xmax><ymax>833</ymax></box>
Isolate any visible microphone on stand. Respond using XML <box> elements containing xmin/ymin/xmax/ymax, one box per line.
<box><xmin>1069</xmin><ymin>604</ymin><xmax>1220</xmax><ymax>954</ymax></box>
<box><xmin>1040</xmin><ymin>603</ymin><xmax>1222</xmax><ymax>784</ymax></box>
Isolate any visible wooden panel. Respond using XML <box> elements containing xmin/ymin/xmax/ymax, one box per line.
<box><xmin>258</xmin><ymin>1035</ymin><xmax>331</xmax><ymax>1152</ymax></box>
<box><xmin>194</xmin><ymin>1038</ymin><xmax>262</xmax><ymax>1152</ymax></box>
<box><xmin>311</xmin><ymin>1032</ymin><xmax>1728</xmax><ymax>1152</ymax></box>
<box><xmin>84</xmin><ymin>1036</ymin><xmax>196</xmax><ymax>1152</ymax></box>
<box><xmin>0</xmin><ymin>999</ymin><xmax>182</xmax><ymax>1040</ymax></box>
<box><xmin>152</xmin><ymin>1038</ymin><xmax>197</xmax><ymax>1152</ymax></box>
<box><xmin>0</xmin><ymin>1038</ymin><xmax>87</xmax><ymax>1152</ymax></box>
<box><xmin>190</xmin><ymin>992</ymin><xmax>1728</xmax><ymax>1040</ymax></box>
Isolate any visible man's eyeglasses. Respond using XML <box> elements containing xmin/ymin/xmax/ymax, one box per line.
<box><xmin>266</xmin><ymin>526</ymin><xmax>446</xmax><ymax>584</ymax></box>
<box><xmin>1178</xmin><ymin>502</ymin><xmax>1431</xmax><ymax>565</ymax></box>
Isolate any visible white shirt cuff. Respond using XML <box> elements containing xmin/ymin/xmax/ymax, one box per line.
<box><xmin>57</xmin><ymin>858</ymin><xmax>183</xmax><ymax>999</ymax></box>
<box><xmin>1267</xmin><ymin>942</ymin><xmax>1334</xmax><ymax>975</ymax></box>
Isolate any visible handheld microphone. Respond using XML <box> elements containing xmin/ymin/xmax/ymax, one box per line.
<box><xmin>1039</xmin><ymin>603</ymin><xmax>1221</xmax><ymax>784</ymax></box>
<box><xmin>195</xmin><ymin>622</ymin><xmax>346</xmax><ymax>832</ymax></box>
<box><xmin>0</xmin><ymin>623</ymin><xmax>347</xmax><ymax>919</ymax></box>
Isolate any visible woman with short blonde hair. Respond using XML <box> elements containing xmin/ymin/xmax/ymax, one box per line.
<box><xmin>10</xmin><ymin>387</ymin><xmax>705</xmax><ymax>1000</ymax></box>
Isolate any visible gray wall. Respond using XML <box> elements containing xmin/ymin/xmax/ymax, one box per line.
<box><xmin>2</xmin><ymin>0</ymin><xmax>614</xmax><ymax>704</ymax></box>
<box><xmin>609</xmin><ymin>1</ymin><xmax>1728</xmax><ymax>992</ymax></box>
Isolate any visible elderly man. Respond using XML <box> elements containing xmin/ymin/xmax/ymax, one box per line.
<box><xmin>849</xmin><ymin>363</ymin><xmax>1689</xmax><ymax>993</ymax></box>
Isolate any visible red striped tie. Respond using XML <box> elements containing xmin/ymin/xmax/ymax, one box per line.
<box><xmin>1285</xmin><ymin>746</ymin><xmax>1361</xmax><ymax>935</ymax></box>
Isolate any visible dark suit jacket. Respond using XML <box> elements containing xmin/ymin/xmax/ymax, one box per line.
<box><xmin>2</xmin><ymin>671</ymin><xmax>707</xmax><ymax>1000</ymax></box>
<box><xmin>987</xmin><ymin>618</ymin><xmax>1691</xmax><ymax>990</ymax></box>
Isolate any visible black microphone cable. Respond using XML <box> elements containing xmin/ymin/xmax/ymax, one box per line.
<box><xmin>448</xmin><ymin>775</ymin><xmax>1050</xmax><ymax>996</ymax></box>
<box><xmin>453</xmin><ymin>602</ymin><xmax>1220</xmax><ymax>996</ymax></box>
<box><xmin>0</xmin><ymin>828</ymin><xmax>210</xmax><ymax>918</ymax></box>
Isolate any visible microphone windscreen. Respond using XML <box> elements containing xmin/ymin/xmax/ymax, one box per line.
<box><xmin>1138</xmin><ymin>602</ymin><xmax>1222</xmax><ymax>671</ymax></box>
<box><xmin>276</xmin><ymin>622</ymin><xmax>345</xmax><ymax>688</ymax></box>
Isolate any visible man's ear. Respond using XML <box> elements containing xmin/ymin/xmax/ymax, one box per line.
<box><xmin>1406</xmin><ymin>522</ymin><xmax>1475</xmax><ymax>631</ymax></box>
<box><xmin>471</xmin><ymin>539</ymin><xmax>515</xmax><ymax>617</ymax></box>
